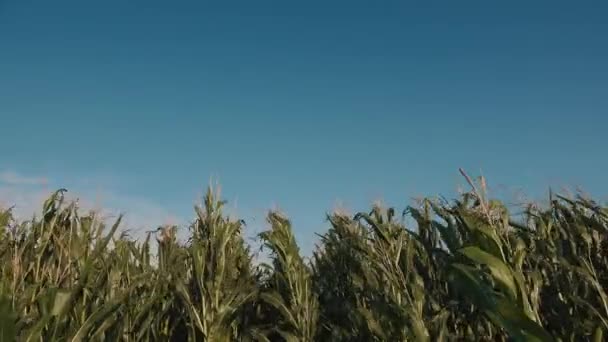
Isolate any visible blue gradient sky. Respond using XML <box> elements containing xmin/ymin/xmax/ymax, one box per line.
<box><xmin>1</xmin><ymin>1</ymin><xmax>607</xmax><ymax>252</ymax></box>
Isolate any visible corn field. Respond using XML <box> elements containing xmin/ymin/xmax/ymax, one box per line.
<box><xmin>1</xmin><ymin>173</ymin><xmax>607</xmax><ymax>341</ymax></box>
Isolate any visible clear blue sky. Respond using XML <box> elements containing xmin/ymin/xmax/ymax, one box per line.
<box><xmin>1</xmin><ymin>1</ymin><xmax>607</xmax><ymax>252</ymax></box>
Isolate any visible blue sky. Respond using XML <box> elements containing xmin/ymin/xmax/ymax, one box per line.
<box><xmin>1</xmin><ymin>1</ymin><xmax>607</xmax><ymax>253</ymax></box>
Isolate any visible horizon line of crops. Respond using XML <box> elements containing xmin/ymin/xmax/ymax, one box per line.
<box><xmin>1</xmin><ymin>170</ymin><xmax>607</xmax><ymax>341</ymax></box>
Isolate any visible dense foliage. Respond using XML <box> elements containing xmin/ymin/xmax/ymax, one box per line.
<box><xmin>1</xmin><ymin>174</ymin><xmax>607</xmax><ymax>341</ymax></box>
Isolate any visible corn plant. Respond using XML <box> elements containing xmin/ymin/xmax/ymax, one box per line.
<box><xmin>176</xmin><ymin>187</ymin><xmax>257</xmax><ymax>341</ymax></box>
<box><xmin>0</xmin><ymin>173</ymin><xmax>607</xmax><ymax>341</ymax></box>
<box><xmin>258</xmin><ymin>212</ymin><xmax>319</xmax><ymax>342</ymax></box>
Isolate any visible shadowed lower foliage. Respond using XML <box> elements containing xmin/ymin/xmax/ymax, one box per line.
<box><xmin>1</xmin><ymin>175</ymin><xmax>607</xmax><ymax>341</ymax></box>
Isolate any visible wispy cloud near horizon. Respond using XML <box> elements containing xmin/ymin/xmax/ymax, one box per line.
<box><xmin>0</xmin><ymin>169</ymin><xmax>184</xmax><ymax>240</ymax></box>
<box><xmin>0</xmin><ymin>170</ymin><xmax>48</xmax><ymax>186</ymax></box>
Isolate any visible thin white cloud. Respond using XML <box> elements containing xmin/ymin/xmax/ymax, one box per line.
<box><xmin>0</xmin><ymin>185</ymin><xmax>48</xmax><ymax>217</ymax></box>
<box><xmin>81</xmin><ymin>189</ymin><xmax>186</xmax><ymax>239</ymax></box>
<box><xmin>0</xmin><ymin>170</ymin><xmax>48</xmax><ymax>186</ymax></box>
<box><xmin>0</xmin><ymin>169</ymin><xmax>183</xmax><ymax>241</ymax></box>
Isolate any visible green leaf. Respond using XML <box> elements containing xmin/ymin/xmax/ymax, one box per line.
<box><xmin>52</xmin><ymin>289</ymin><xmax>71</xmax><ymax>316</ymax></box>
<box><xmin>432</xmin><ymin>221</ymin><xmax>460</xmax><ymax>252</ymax></box>
<box><xmin>71</xmin><ymin>294</ymin><xmax>128</xmax><ymax>342</ymax></box>
<box><xmin>449</xmin><ymin>263</ymin><xmax>493</xmax><ymax>308</ymax></box>
<box><xmin>594</xmin><ymin>326</ymin><xmax>604</xmax><ymax>342</ymax></box>
<box><xmin>459</xmin><ymin>211</ymin><xmax>505</xmax><ymax>260</ymax></box>
<box><xmin>259</xmin><ymin>291</ymin><xmax>297</xmax><ymax>329</ymax></box>
<box><xmin>408</xmin><ymin>313</ymin><xmax>430</xmax><ymax>342</ymax></box>
<box><xmin>459</xmin><ymin>246</ymin><xmax>518</xmax><ymax>301</ymax></box>
<box><xmin>493</xmin><ymin>297</ymin><xmax>553</xmax><ymax>342</ymax></box>
<box><xmin>0</xmin><ymin>296</ymin><xmax>16</xmax><ymax>342</ymax></box>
